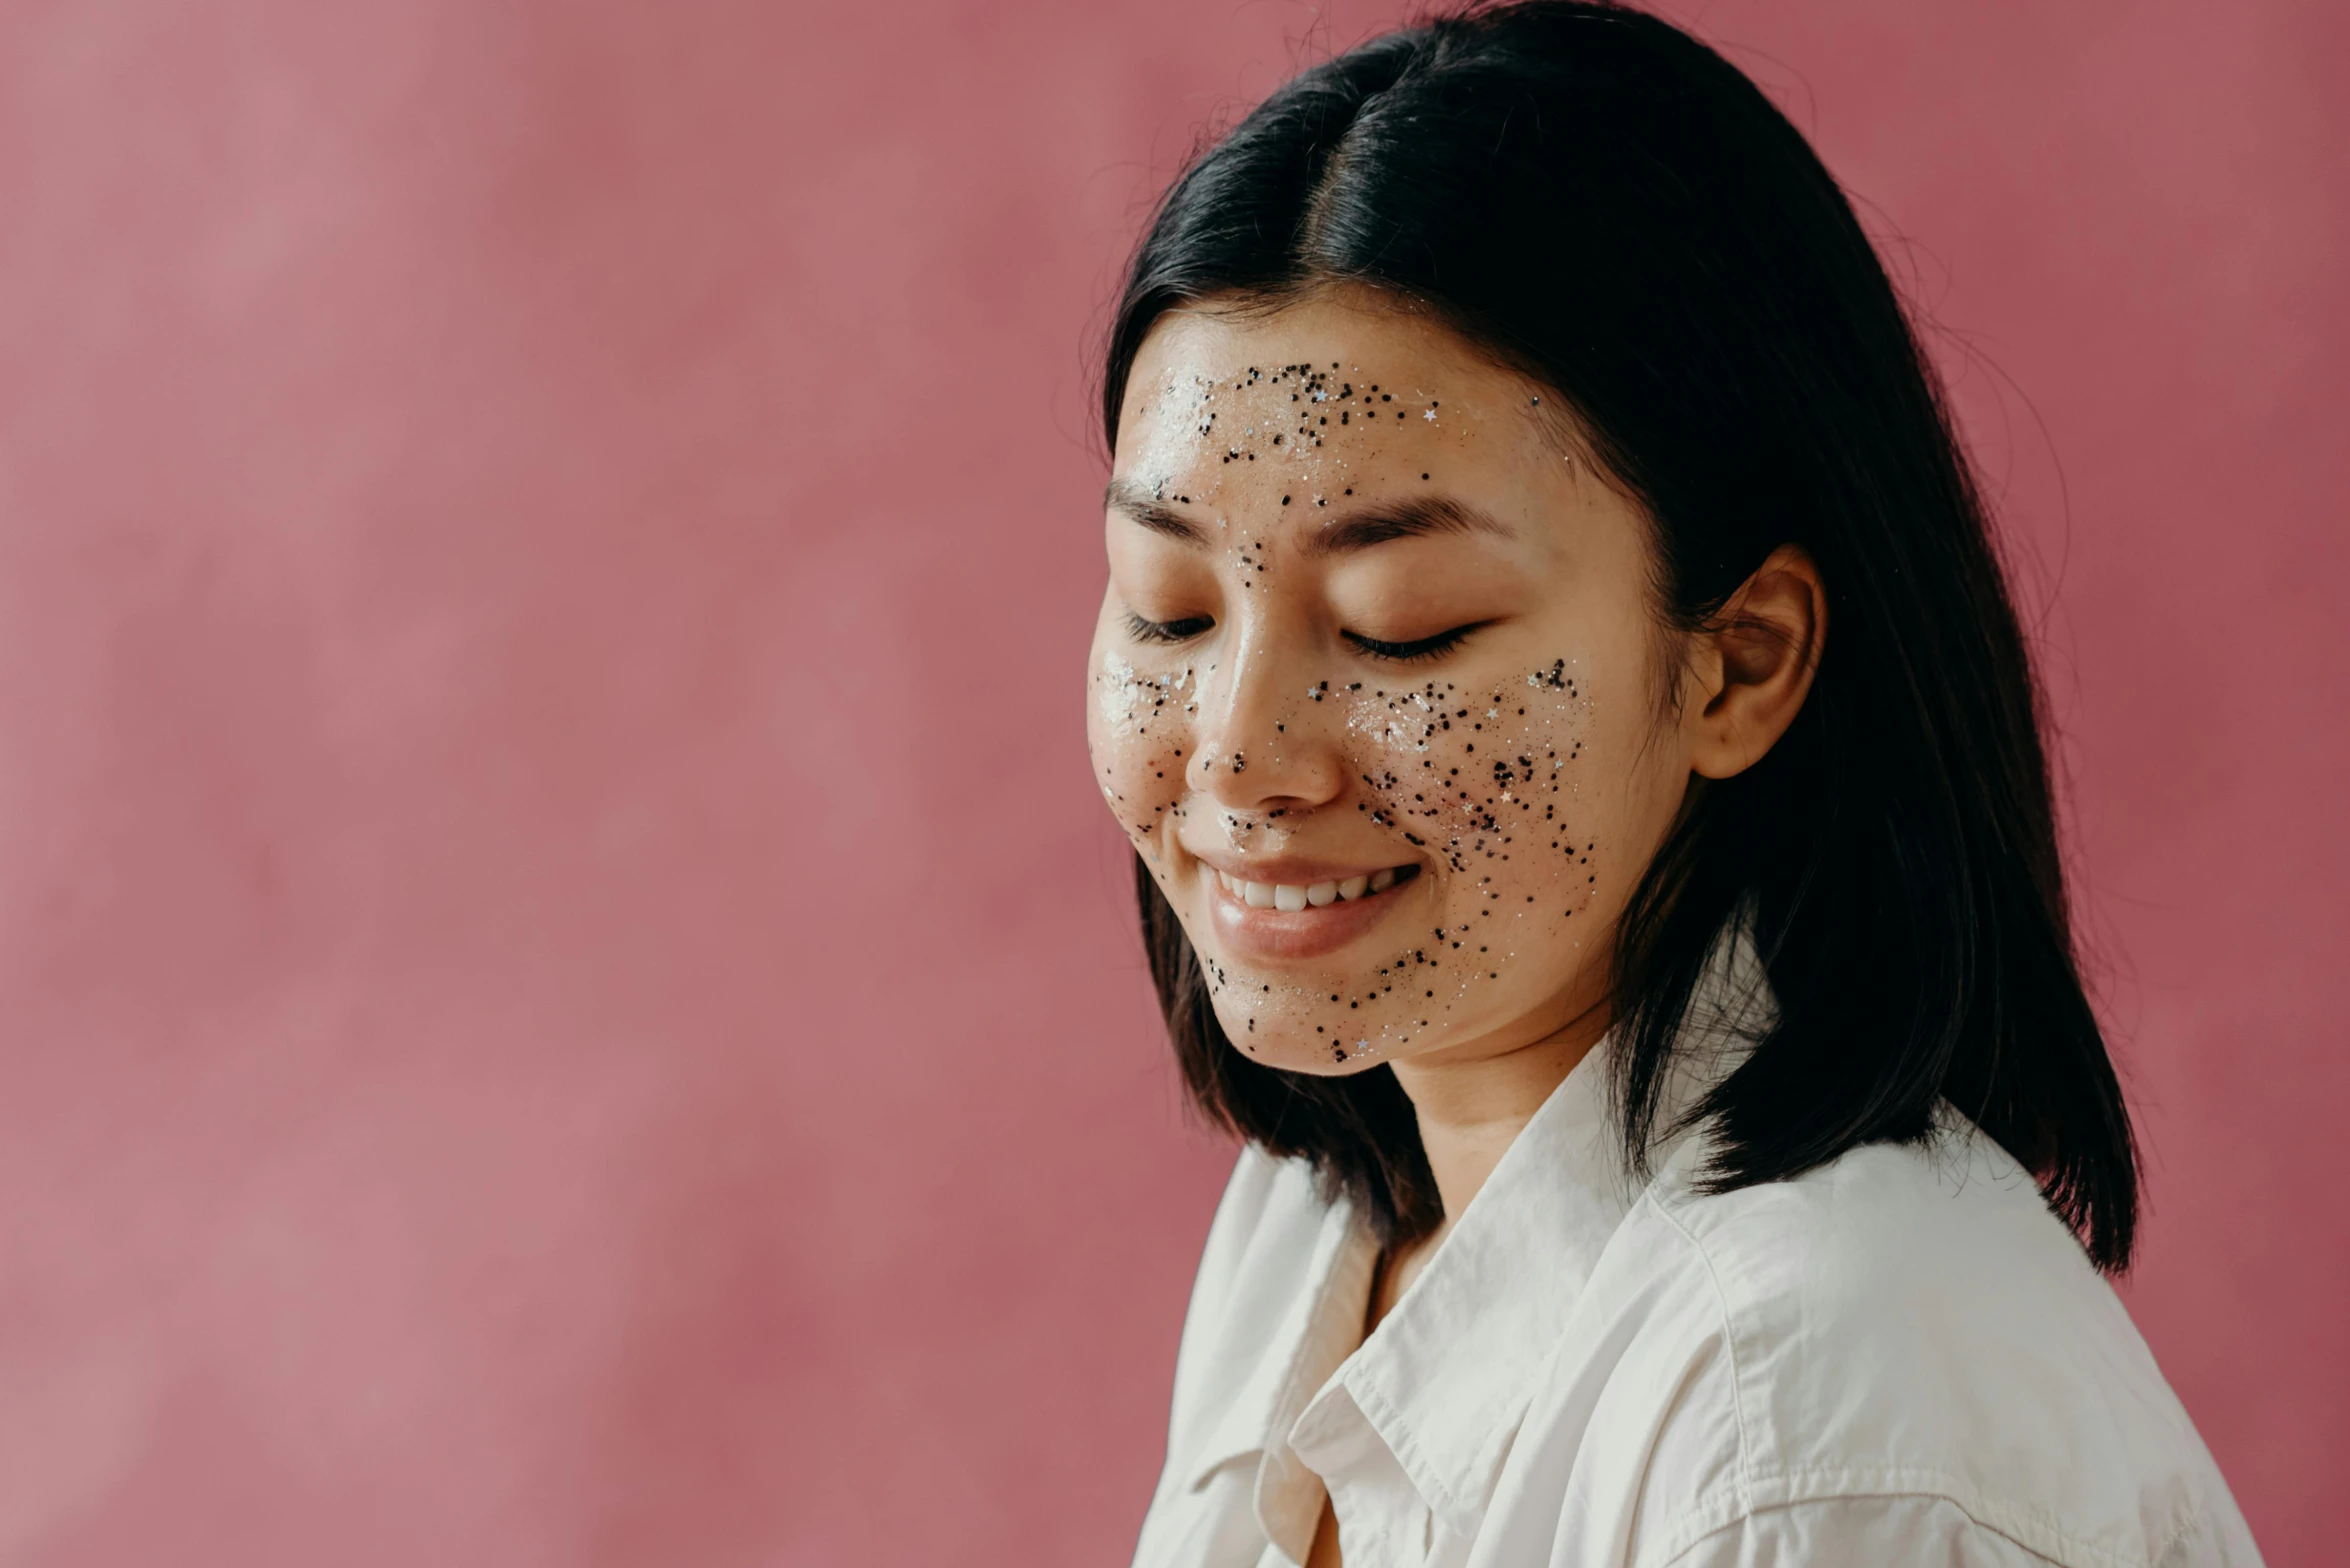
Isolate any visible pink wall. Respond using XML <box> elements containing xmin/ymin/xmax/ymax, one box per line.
<box><xmin>0</xmin><ymin>1</ymin><xmax>2338</xmax><ymax>1561</ymax></box>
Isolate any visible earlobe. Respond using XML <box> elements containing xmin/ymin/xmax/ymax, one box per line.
<box><xmin>1688</xmin><ymin>544</ymin><xmax>1826</xmax><ymax>780</ymax></box>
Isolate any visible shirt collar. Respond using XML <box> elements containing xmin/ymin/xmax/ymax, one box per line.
<box><xmin>1287</xmin><ymin>915</ymin><xmax>1773</xmax><ymax>1537</ymax></box>
<box><xmin>1284</xmin><ymin>1045</ymin><xmax>1626</xmax><ymax>1536</ymax></box>
<box><xmin>1181</xmin><ymin>1178</ymin><xmax>1378</xmax><ymax>1544</ymax></box>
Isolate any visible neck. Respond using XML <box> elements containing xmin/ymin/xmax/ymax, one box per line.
<box><xmin>1387</xmin><ymin>998</ymin><xmax>1612</xmax><ymax>1225</ymax></box>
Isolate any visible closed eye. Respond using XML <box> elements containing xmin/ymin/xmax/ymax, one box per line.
<box><xmin>1125</xmin><ymin>611</ymin><xmax>1215</xmax><ymax>645</ymax></box>
<box><xmin>1342</xmin><ymin>623</ymin><xmax>1487</xmax><ymax>662</ymax></box>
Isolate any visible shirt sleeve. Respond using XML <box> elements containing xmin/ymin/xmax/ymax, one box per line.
<box><xmin>1656</xmin><ymin>1496</ymin><xmax>2061</xmax><ymax>1568</ymax></box>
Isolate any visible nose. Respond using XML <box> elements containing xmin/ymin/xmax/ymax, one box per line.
<box><xmin>1185</xmin><ymin>628</ymin><xmax>1345</xmax><ymax>814</ymax></box>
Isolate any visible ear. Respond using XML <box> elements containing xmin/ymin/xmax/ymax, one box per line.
<box><xmin>1679</xmin><ymin>544</ymin><xmax>1826</xmax><ymax>781</ymax></box>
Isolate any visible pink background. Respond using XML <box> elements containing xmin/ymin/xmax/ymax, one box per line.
<box><xmin>0</xmin><ymin>0</ymin><xmax>2339</xmax><ymax>1561</ymax></box>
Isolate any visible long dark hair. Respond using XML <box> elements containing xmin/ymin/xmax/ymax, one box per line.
<box><xmin>1103</xmin><ymin>1</ymin><xmax>2138</xmax><ymax>1270</ymax></box>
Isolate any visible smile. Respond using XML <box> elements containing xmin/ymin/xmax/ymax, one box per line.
<box><xmin>1214</xmin><ymin>864</ymin><xmax>1419</xmax><ymax>911</ymax></box>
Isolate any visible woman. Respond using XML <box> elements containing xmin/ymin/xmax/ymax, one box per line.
<box><xmin>1086</xmin><ymin>5</ymin><xmax>2260</xmax><ymax>1566</ymax></box>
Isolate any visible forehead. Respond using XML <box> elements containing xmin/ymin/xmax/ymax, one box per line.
<box><xmin>1114</xmin><ymin>294</ymin><xmax>1554</xmax><ymax>517</ymax></box>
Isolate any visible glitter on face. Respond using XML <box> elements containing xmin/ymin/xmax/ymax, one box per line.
<box><xmin>1086</xmin><ymin>293</ymin><xmax>1691</xmax><ymax>1077</ymax></box>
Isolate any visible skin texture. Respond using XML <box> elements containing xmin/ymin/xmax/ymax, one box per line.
<box><xmin>1087</xmin><ymin>288</ymin><xmax>1823</xmax><ymax>1568</ymax></box>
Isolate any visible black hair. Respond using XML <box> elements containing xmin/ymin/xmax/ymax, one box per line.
<box><xmin>1103</xmin><ymin>0</ymin><xmax>2137</xmax><ymax>1270</ymax></box>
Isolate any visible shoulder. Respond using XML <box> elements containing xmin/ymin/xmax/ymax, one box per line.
<box><xmin>1153</xmin><ymin>1146</ymin><xmax>1341</xmax><ymax>1481</ymax></box>
<box><xmin>1184</xmin><ymin>1141</ymin><xmax>1333</xmax><ymax>1329</ymax></box>
<box><xmin>1588</xmin><ymin>1122</ymin><xmax>2254</xmax><ymax>1567</ymax></box>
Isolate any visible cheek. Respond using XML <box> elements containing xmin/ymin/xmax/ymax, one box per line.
<box><xmin>1088</xmin><ymin>650</ymin><xmax>1198</xmax><ymax>849</ymax></box>
<box><xmin>1349</xmin><ymin>661</ymin><xmax>1601</xmax><ymax>921</ymax></box>
<box><xmin>1205</xmin><ymin>662</ymin><xmax>1613</xmax><ymax>1072</ymax></box>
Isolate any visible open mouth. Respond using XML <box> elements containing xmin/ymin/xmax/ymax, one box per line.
<box><xmin>1213</xmin><ymin>863</ymin><xmax>1421</xmax><ymax>912</ymax></box>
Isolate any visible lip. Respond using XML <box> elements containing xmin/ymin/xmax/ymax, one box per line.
<box><xmin>1197</xmin><ymin>857</ymin><xmax>1423</xmax><ymax>962</ymax></box>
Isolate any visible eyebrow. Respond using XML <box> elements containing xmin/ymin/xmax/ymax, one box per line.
<box><xmin>1103</xmin><ymin>476</ymin><xmax>1208</xmax><ymax>544</ymax></box>
<box><xmin>1298</xmin><ymin>495</ymin><xmax>1512</xmax><ymax>557</ymax></box>
<box><xmin>1104</xmin><ymin>476</ymin><xmax>1511</xmax><ymax>555</ymax></box>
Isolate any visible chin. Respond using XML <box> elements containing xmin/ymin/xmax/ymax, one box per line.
<box><xmin>1215</xmin><ymin>1015</ymin><xmax>1393</xmax><ymax>1074</ymax></box>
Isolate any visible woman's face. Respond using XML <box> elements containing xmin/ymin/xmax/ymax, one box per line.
<box><xmin>1088</xmin><ymin>292</ymin><xmax>1696</xmax><ymax>1076</ymax></box>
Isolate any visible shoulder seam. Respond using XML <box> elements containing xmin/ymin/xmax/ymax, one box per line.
<box><xmin>1643</xmin><ymin>1189</ymin><xmax>1754</xmax><ymax>1521</ymax></box>
<box><xmin>1641</xmin><ymin>1471</ymin><xmax>2189</xmax><ymax>1568</ymax></box>
<box><xmin>1644</xmin><ymin>1492</ymin><xmax>2072</xmax><ymax>1568</ymax></box>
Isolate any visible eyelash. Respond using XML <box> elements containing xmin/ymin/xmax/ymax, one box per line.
<box><xmin>1343</xmin><ymin>624</ymin><xmax>1484</xmax><ymax>663</ymax></box>
<box><xmin>1123</xmin><ymin>613</ymin><xmax>1483</xmax><ymax>663</ymax></box>
<box><xmin>1125</xmin><ymin>611</ymin><xmax>1215</xmax><ymax>645</ymax></box>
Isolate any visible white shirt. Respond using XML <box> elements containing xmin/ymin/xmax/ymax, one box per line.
<box><xmin>1130</xmin><ymin>968</ymin><xmax>2261</xmax><ymax>1566</ymax></box>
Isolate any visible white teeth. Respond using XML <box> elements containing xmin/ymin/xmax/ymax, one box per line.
<box><xmin>1218</xmin><ymin>868</ymin><xmax>1407</xmax><ymax>907</ymax></box>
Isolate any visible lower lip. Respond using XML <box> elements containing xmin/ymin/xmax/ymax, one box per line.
<box><xmin>1204</xmin><ymin>868</ymin><xmax>1418</xmax><ymax>961</ymax></box>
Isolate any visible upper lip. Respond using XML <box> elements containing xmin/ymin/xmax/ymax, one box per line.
<box><xmin>1189</xmin><ymin>852</ymin><xmax>1415</xmax><ymax>885</ymax></box>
